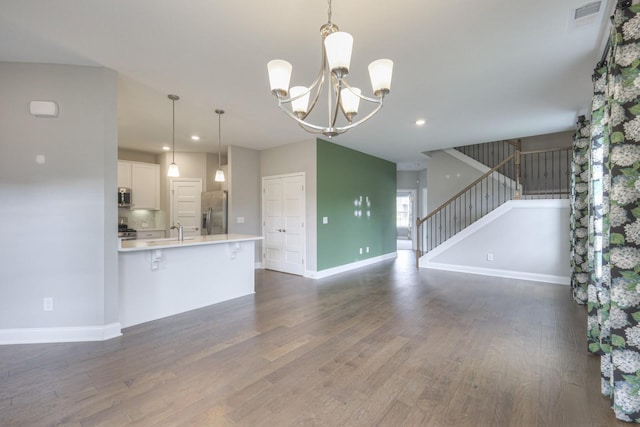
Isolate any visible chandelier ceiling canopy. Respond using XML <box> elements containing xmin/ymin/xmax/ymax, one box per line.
<box><xmin>267</xmin><ymin>0</ymin><xmax>393</xmax><ymax>138</ymax></box>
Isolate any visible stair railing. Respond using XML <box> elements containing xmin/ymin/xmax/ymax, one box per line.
<box><xmin>415</xmin><ymin>152</ymin><xmax>518</xmax><ymax>267</ymax></box>
<box><xmin>415</xmin><ymin>146</ymin><xmax>571</xmax><ymax>267</ymax></box>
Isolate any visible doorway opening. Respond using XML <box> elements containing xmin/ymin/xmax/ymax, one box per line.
<box><xmin>396</xmin><ymin>190</ymin><xmax>416</xmax><ymax>251</ymax></box>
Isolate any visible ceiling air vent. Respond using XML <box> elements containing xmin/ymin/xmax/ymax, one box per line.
<box><xmin>574</xmin><ymin>1</ymin><xmax>602</xmax><ymax>20</ymax></box>
<box><xmin>567</xmin><ymin>0</ymin><xmax>604</xmax><ymax>31</ymax></box>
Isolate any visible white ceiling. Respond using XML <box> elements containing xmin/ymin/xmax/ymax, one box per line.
<box><xmin>0</xmin><ymin>0</ymin><xmax>610</xmax><ymax>167</ymax></box>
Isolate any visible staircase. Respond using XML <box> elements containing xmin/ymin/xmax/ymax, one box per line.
<box><xmin>415</xmin><ymin>139</ymin><xmax>570</xmax><ymax>266</ymax></box>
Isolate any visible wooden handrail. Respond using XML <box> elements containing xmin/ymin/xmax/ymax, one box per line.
<box><xmin>521</xmin><ymin>147</ymin><xmax>570</xmax><ymax>156</ymax></box>
<box><xmin>416</xmin><ymin>151</ymin><xmax>517</xmax><ymax>227</ymax></box>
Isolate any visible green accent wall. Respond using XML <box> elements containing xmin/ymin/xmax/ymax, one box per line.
<box><xmin>317</xmin><ymin>139</ymin><xmax>397</xmax><ymax>270</ymax></box>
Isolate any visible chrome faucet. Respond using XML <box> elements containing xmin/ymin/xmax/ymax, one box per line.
<box><xmin>171</xmin><ymin>221</ymin><xmax>184</xmax><ymax>242</ymax></box>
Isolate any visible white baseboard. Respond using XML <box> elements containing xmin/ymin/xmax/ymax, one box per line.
<box><xmin>306</xmin><ymin>252</ymin><xmax>397</xmax><ymax>279</ymax></box>
<box><xmin>255</xmin><ymin>262</ymin><xmax>264</xmax><ymax>269</ymax></box>
<box><xmin>0</xmin><ymin>322</ymin><xmax>122</xmax><ymax>345</ymax></box>
<box><xmin>423</xmin><ymin>262</ymin><xmax>570</xmax><ymax>285</ymax></box>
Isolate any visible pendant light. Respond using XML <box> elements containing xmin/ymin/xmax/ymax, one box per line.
<box><xmin>167</xmin><ymin>94</ymin><xmax>180</xmax><ymax>177</ymax></box>
<box><xmin>214</xmin><ymin>109</ymin><xmax>225</xmax><ymax>182</ymax></box>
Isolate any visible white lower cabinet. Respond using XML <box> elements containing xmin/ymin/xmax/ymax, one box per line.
<box><xmin>136</xmin><ymin>230</ymin><xmax>165</xmax><ymax>240</ymax></box>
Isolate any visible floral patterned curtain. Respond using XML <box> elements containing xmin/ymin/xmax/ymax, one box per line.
<box><xmin>606</xmin><ymin>3</ymin><xmax>640</xmax><ymax>421</ymax></box>
<box><xmin>571</xmin><ymin>118</ymin><xmax>591</xmax><ymax>305</ymax></box>
<box><xmin>588</xmin><ymin>65</ymin><xmax>610</xmax><ymax>359</ymax></box>
<box><xmin>576</xmin><ymin>2</ymin><xmax>640</xmax><ymax>422</ymax></box>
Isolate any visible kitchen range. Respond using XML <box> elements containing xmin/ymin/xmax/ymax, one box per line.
<box><xmin>118</xmin><ymin>217</ymin><xmax>137</xmax><ymax>240</ymax></box>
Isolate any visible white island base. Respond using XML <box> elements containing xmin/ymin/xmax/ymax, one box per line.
<box><xmin>118</xmin><ymin>234</ymin><xmax>261</xmax><ymax>328</ymax></box>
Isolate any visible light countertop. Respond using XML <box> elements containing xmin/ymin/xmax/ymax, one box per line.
<box><xmin>119</xmin><ymin>234</ymin><xmax>262</xmax><ymax>252</ymax></box>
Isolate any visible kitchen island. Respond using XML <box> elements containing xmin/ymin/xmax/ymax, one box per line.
<box><xmin>118</xmin><ymin>234</ymin><xmax>262</xmax><ymax>328</ymax></box>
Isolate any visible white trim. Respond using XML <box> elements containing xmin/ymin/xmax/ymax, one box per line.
<box><xmin>255</xmin><ymin>262</ymin><xmax>264</xmax><ymax>269</ymax></box>
<box><xmin>423</xmin><ymin>262</ymin><xmax>569</xmax><ymax>285</ymax></box>
<box><xmin>306</xmin><ymin>252</ymin><xmax>397</xmax><ymax>279</ymax></box>
<box><xmin>0</xmin><ymin>322</ymin><xmax>122</xmax><ymax>345</ymax></box>
<box><xmin>422</xmin><ymin>199</ymin><xmax>569</xmax><ymax>262</ymax></box>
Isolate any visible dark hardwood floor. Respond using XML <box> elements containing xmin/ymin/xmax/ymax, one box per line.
<box><xmin>0</xmin><ymin>251</ymin><xmax>625</xmax><ymax>426</ymax></box>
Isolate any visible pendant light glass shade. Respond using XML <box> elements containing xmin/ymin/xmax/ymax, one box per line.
<box><xmin>215</xmin><ymin>109</ymin><xmax>226</xmax><ymax>183</ymax></box>
<box><xmin>167</xmin><ymin>94</ymin><xmax>180</xmax><ymax>177</ymax></box>
<box><xmin>167</xmin><ymin>163</ymin><xmax>180</xmax><ymax>177</ymax></box>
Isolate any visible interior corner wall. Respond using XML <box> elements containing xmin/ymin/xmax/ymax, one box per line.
<box><xmin>426</xmin><ymin>150</ymin><xmax>484</xmax><ymax>214</ymax></box>
<box><xmin>260</xmin><ymin>139</ymin><xmax>318</xmax><ymax>272</ymax></box>
<box><xmin>228</xmin><ymin>146</ymin><xmax>260</xmax><ymax>260</ymax></box>
<box><xmin>0</xmin><ymin>62</ymin><xmax>118</xmax><ymax>330</ymax></box>
<box><xmin>317</xmin><ymin>139</ymin><xmax>396</xmax><ymax>271</ymax></box>
<box><xmin>397</xmin><ymin>171</ymin><xmax>418</xmax><ymax>190</ymax></box>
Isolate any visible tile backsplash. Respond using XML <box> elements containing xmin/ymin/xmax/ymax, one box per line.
<box><xmin>118</xmin><ymin>208</ymin><xmax>164</xmax><ymax>230</ymax></box>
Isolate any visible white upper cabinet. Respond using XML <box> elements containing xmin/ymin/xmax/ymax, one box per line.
<box><xmin>117</xmin><ymin>161</ymin><xmax>132</xmax><ymax>188</ymax></box>
<box><xmin>118</xmin><ymin>161</ymin><xmax>160</xmax><ymax>210</ymax></box>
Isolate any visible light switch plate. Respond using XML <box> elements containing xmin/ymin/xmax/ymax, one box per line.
<box><xmin>237</xmin><ymin>217</ymin><xmax>245</xmax><ymax>224</ymax></box>
<box><xmin>323</xmin><ymin>217</ymin><xmax>328</xmax><ymax>224</ymax></box>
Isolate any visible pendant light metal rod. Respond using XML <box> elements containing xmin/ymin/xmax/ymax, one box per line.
<box><xmin>214</xmin><ymin>109</ymin><xmax>225</xmax><ymax>182</ymax></box>
<box><xmin>167</xmin><ymin>94</ymin><xmax>180</xmax><ymax>177</ymax></box>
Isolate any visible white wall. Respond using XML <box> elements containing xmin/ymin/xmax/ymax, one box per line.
<box><xmin>422</xmin><ymin>200</ymin><xmax>570</xmax><ymax>284</ymax></box>
<box><xmin>260</xmin><ymin>139</ymin><xmax>317</xmax><ymax>272</ymax></box>
<box><xmin>0</xmin><ymin>62</ymin><xmax>119</xmax><ymax>336</ymax></box>
<box><xmin>228</xmin><ymin>145</ymin><xmax>260</xmax><ymax>237</ymax></box>
<box><xmin>426</xmin><ymin>150</ymin><xmax>485</xmax><ymax>214</ymax></box>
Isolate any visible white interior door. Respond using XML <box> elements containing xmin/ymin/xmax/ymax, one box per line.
<box><xmin>263</xmin><ymin>173</ymin><xmax>305</xmax><ymax>275</ymax></box>
<box><xmin>171</xmin><ymin>179</ymin><xmax>202</xmax><ymax>238</ymax></box>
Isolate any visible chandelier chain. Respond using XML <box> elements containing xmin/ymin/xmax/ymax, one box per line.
<box><xmin>327</xmin><ymin>0</ymin><xmax>332</xmax><ymax>23</ymax></box>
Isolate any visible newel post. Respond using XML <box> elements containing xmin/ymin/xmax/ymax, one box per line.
<box><xmin>514</xmin><ymin>139</ymin><xmax>522</xmax><ymax>199</ymax></box>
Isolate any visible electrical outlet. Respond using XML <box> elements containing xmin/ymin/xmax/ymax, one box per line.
<box><xmin>237</xmin><ymin>217</ymin><xmax>245</xmax><ymax>224</ymax></box>
<box><xmin>359</xmin><ymin>247</ymin><xmax>363</xmax><ymax>254</ymax></box>
<box><xmin>487</xmin><ymin>253</ymin><xmax>494</xmax><ymax>261</ymax></box>
<box><xmin>43</xmin><ymin>297</ymin><xmax>53</xmax><ymax>311</ymax></box>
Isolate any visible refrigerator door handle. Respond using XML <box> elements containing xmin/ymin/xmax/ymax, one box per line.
<box><xmin>207</xmin><ymin>207</ymin><xmax>213</xmax><ymax>235</ymax></box>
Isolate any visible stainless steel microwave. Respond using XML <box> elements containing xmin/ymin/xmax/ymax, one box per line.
<box><xmin>118</xmin><ymin>187</ymin><xmax>131</xmax><ymax>208</ymax></box>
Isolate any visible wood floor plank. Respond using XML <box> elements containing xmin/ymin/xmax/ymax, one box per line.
<box><xmin>0</xmin><ymin>251</ymin><xmax>628</xmax><ymax>426</ymax></box>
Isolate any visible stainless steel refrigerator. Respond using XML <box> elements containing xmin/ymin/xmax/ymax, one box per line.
<box><xmin>201</xmin><ymin>190</ymin><xmax>228</xmax><ymax>235</ymax></box>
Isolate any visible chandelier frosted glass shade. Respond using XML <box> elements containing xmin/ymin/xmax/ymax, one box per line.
<box><xmin>340</xmin><ymin>87</ymin><xmax>361</xmax><ymax>117</ymax></box>
<box><xmin>368</xmin><ymin>59</ymin><xmax>394</xmax><ymax>97</ymax></box>
<box><xmin>290</xmin><ymin>86</ymin><xmax>310</xmax><ymax>117</ymax></box>
<box><xmin>266</xmin><ymin>1</ymin><xmax>392</xmax><ymax>138</ymax></box>
<box><xmin>267</xmin><ymin>60</ymin><xmax>293</xmax><ymax>97</ymax></box>
<box><xmin>214</xmin><ymin>169</ymin><xmax>225</xmax><ymax>182</ymax></box>
<box><xmin>324</xmin><ymin>31</ymin><xmax>353</xmax><ymax>77</ymax></box>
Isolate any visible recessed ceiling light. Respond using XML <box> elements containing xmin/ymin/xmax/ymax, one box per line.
<box><xmin>415</xmin><ymin>119</ymin><xmax>426</xmax><ymax>126</ymax></box>
<box><xmin>191</xmin><ymin>135</ymin><xmax>200</xmax><ymax>141</ymax></box>
<box><xmin>162</xmin><ymin>146</ymin><xmax>170</xmax><ymax>151</ymax></box>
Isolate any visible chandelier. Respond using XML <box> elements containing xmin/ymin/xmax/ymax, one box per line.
<box><xmin>267</xmin><ymin>0</ymin><xmax>393</xmax><ymax>138</ymax></box>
